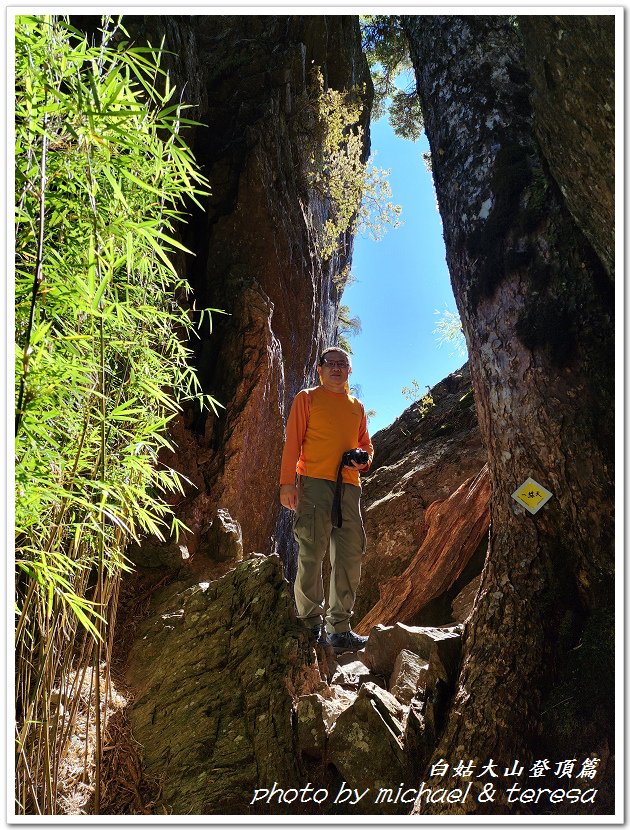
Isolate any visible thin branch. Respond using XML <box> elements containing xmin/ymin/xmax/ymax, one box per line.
<box><xmin>16</xmin><ymin>104</ymin><xmax>48</xmax><ymax>436</ymax></box>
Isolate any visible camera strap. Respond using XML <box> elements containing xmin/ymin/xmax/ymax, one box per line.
<box><xmin>331</xmin><ymin>459</ymin><xmax>345</xmax><ymax>528</ymax></box>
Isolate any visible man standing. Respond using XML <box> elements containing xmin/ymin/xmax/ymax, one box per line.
<box><xmin>279</xmin><ymin>346</ymin><xmax>374</xmax><ymax>652</ymax></box>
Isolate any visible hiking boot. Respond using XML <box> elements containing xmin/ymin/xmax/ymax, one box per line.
<box><xmin>309</xmin><ymin>624</ymin><xmax>332</xmax><ymax>647</ymax></box>
<box><xmin>329</xmin><ymin>630</ymin><xmax>368</xmax><ymax>653</ymax></box>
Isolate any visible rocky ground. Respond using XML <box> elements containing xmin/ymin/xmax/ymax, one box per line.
<box><xmin>118</xmin><ymin>554</ymin><xmax>465</xmax><ymax>816</ymax></box>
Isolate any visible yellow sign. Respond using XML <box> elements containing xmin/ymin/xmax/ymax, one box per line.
<box><xmin>511</xmin><ymin>477</ymin><xmax>553</xmax><ymax>515</ymax></box>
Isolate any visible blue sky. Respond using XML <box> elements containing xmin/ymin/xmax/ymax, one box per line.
<box><xmin>343</xmin><ymin>115</ymin><xmax>467</xmax><ymax>434</ymax></box>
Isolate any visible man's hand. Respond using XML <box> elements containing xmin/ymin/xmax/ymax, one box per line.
<box><xmin>349</xmin><ymin>460</ymin><xmax>369</xmax><ymax>471</ymax></box>
<box><xmin>280</xmin><ymin>483</ymin><xmax>298</xmax><ymax>511</ymax></box>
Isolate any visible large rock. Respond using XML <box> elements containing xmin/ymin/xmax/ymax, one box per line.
<box><xmin>451</xmin><ymin>573</ymin><xmax>482</xmax><ymax>623</ymax></box>
<box><xmin>124</xmin><ymin>555</ymin><xmax>321</xmax><ymax>814</ymax></box>
<box><xmin>126</xmin><ymin>507</ymin><xmax>243</xmax><ymax>571</ymax></box>
<box><xmin>425</xmin><ymin>630</ymin><xmax>462</xmax><ymax>687</ymax></box>
<box><xmin>198</xmin><ymin>508</ymin><xmax>243</xmax><ymax>563</ymax></box>
<box><xmin>389</xmin><ymin>650</ymin><xmax>429</xmax><ymax>706</ymax></box>
<box><xmin>356</xmin><ymin>365</ymin><xmax>488</xmax><ymax>624</ymax></box>
<box><xmin>361</xmin><ymin>623</ymin><xmax>462</xmax><ymax>677</ymax></box>
<box><xmin>331</xmin><ymin>655</ymin><xmax>385</xmax><ymax>690</ymax></box>
<box><xmin>403</xmin><ymin>700</ymin><xmax>433</xmax><ymax>771</ymax></box>
<box><xmin>328</xmin><ymin>683</ymin><xmax>408</xmax><ymax>798</ymax></box>
<box><xmin>296</xmin><ymin>687</ymin><xmax>355</xmax><ymax>759</ymax></box>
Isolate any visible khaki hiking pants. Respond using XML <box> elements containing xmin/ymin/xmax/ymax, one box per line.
<box><xmin>293</xmin><ymin>475</ymin><xmax>366</xmax><ymax>634</ymax></box>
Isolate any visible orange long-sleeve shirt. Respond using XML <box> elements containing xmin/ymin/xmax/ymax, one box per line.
<box><xmin>279</xmin><ymin>385</ymin><xmax>374</xmax><ymax>487</ymax></box>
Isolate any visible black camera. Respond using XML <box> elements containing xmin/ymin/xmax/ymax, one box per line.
<box><xmin>342</xmin><ymin>448</ymin><xmax>369</xmax><ymax>467</ymax></box>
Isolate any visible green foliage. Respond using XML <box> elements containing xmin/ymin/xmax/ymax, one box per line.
<box><xmin>332</xmin><ymin>264</ymin><xmax>357</xmax><ymax>291</ymax></box>
<box><xmin>387</xmin><ymin>86</ymin><xmax>424</xmax><ymax>142</ymax></box>
<box><xmin>336</xmin><ymin>303</ymin><xmax>362</xmax><ymax>354</ymax></box>
<box><xmin>14</xmin><ymin>15</ymin><xmax>215</xmax><ymax>812</ymax></box>
<box><xmin>349</xmin><ymin>384</ymin><xmax>375</xmax><ymax>422</ymax></box>
<box><xmin>306</xmin><ymin>68</ymin><xmax>401</xmax><ymax>260</ymax></box>
<box><xmin>361</xmin><ymin>15</ymin><xmax>410</xmax><ymax>99</ymax></box>
<box><xmin>360</xmin><ymin>15</ymin><xmax>424</xmax><ymax>141</ymax></box>
<box><xmin>337</xmin><ymin>334</ymin><xmax>352</xmax><ymax>354</ymax></box>
<box><xmin>433</xmin><ymin>306</ymin><xmax>468</xmax><ymax>357</ymax></box>
<box><xmin>401</xmin><ymin>379</ymin><xmax>434</xmax><ymax>416</ymax></box>
<box><xmin>359</xmin><ymin>163</ymin><xmax>403</xmax><ymax>242</ymax></box>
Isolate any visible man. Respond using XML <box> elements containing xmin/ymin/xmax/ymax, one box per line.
<box><xmin>279</xmin><ymin>346</ymin><xmax>374</xmax><ymax>652</ymax></box>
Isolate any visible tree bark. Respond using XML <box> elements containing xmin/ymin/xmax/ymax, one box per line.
<box><xmin>519</xmin><ymin>15</ymin><xmax>615</xmax><ymax>281</ymax></box>
<box><xmin>356</xmin><ymin>466</ymin><xmax>490</xmax><ymax>632</ymax></box>
<box><xmin>403</xmin><ymin>15</ymin><xmax>614</xmax><ymax>813</ymax></box>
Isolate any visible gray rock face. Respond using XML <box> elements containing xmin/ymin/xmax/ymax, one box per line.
<box><xmin>403</xmin><ymin>700</ymin><xmax>433</xmax><ymax>771</ymax></box>
<box><xmin>125</xmin><ymin>555</ymin><xmax>320</xmax><ymax>814</ymax></box>
<box><xmin>296</xmin><ymin>687</ymin><xmax>355</xmax><ymax>759</ymax></box>
<box><xmin>425</xmin><ymin>629</ymin><xmax>463</xmax><ymax>686</ymax></box>
<box><xmin>331</xmin><ymin>654</ymin><xmax>385</xmax><ymax>690</ymax></box>
<box><xmin>120</xmin><ymin>554</ymin><xmax>466</xmax><ymax>815</ymax></box>
<box><xmin>297</xmin><ymin>694</ymin><xmax>329</xmax><ymax>759</ymax></box>
<box><xmin>294</xmin><ymin>624</ymin><xmax>466</xmax><ymax>812</ymax></box>
<box><xmin>451</xmin><ymin>573</ymin><xmax>482</xmax><ymax>623</ymax></box>
<box><xmin>198</xmin><ymin>508</ymin><xmax>243</xmax><ymax>563</ymax></box>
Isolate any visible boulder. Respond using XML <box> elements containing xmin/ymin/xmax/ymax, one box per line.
<box><xmin>361</xmin><ymin>623</ymin><xmax>462</xmax><ymax>677</ymax></box>
<box><xmin>389</xmin><ymin>649</ymin><xmax>429</xmax><ymax>706</ymax></box>
<box><xmin>331</xmin><ymin>655</ymin><xmax>385</xmax><ymax>690</ymax></box>
<box><xmin>297</xmin><ymin>694</ymin><xmax>330</xmax><ymax>759</ymax></box>
<box><xmin>403</xmin><ymin>700</ymin><xmax>433</xmax><ymax>770</ymax></box>
<box><xmin>328</xmin><ymin>683</ymin><xmax>408</xmax><ymax>795</ymax></box>
<box><xmin>426</xmin><ymin>629</ymin><xmax>463</xmax><ymax>686</ymax></box>
<box><xmin>451</xmin><ymin>573</ymin><xmax>482</xmax><ymax>623</ymax></box>
<box><xmin>297</xmin><ymin>687</ymin><xmax>355</xmax><ymax>759</ymax></box>
<box><xmin>198</xmin><ymin>508</ymin><xmax>243</xmax><ymax>562</ymax></box>
<box><xmin>125</xmin><ymin>555</ymin><xmax>321</xmax><ymax>814</ymax></box>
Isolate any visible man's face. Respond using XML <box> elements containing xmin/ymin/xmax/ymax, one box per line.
<box><xmin>317</xmin><ymin>351</ymin><xmax>351</xmax><ymax>386</ymax></box>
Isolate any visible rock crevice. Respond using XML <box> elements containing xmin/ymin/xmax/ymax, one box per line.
<box><xmin>120</xmin><ymin>15</ymin><xmax>372</xmax><ymax>572</ymax></box>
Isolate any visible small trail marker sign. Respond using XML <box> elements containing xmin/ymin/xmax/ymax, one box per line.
<box><xmin>511</xmin><ymin>477</ymin><xmax>553</xmax><ymax>514</ymax></box>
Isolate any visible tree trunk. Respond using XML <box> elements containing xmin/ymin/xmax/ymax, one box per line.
<box><xmin>403</xmin><ymin>15</ymin><xmax>614</xmax><ymax>813</ymax></box>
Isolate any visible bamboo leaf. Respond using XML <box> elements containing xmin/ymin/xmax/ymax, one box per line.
<box><xmin>61</xmin><ymin>593</ymin><xmax>104</xmax><ymax>641</ymax></box>
<box><xmin>119</xmin><ymin>166</ymin><xmax>164</xmax><ymax>196</ymax></box>
<box><xmin>91</xmin><ymin>268</ymin><xmax>110</xmax><ymax>311</ymax></box>
<box><xmin>101</xmin><ymin>166</ymin><xmax>129</xmax><ymax>209</ymax></box>
<box><xmin>134</xmin><ymin>226</ymin><xmax>178</xmax><ymax>276</ymax></box>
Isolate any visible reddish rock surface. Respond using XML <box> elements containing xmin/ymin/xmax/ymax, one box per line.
<box><xmin>354</xmin><ymin>364</ymin><xmax>489</xmax><ymax>625</ymax></box>
<box><xmin>357</xmin><ymin>467</ymin><xmax>490</xmax><ymax>632</ymax></box>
